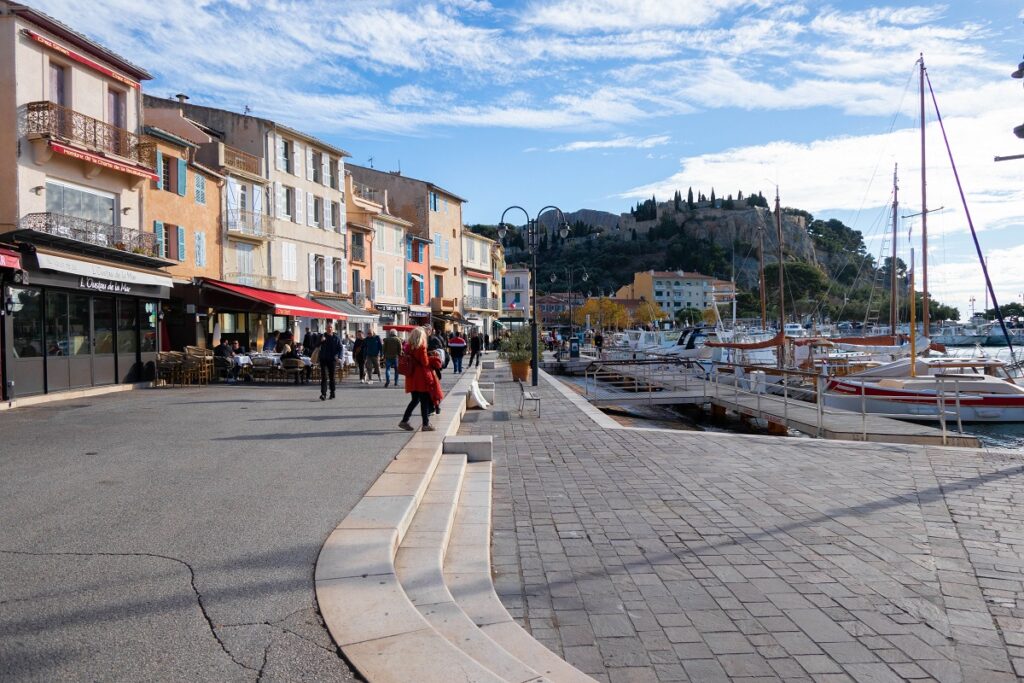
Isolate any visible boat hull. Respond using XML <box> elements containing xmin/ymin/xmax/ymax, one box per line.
<box><xmin>825</xmin><ymin>379</ymin><xmax>1024</xmax><ymax>422</ymax></box>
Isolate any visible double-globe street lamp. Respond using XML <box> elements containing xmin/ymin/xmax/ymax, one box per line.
<box><xmin>549</xmin><ymin>266</ymin><xmax>588</xmax><ymax>340</ymax></box>
<box><xmin>498</xmin><ymin>205</ymin><xmax>570</xmax><ymax>387</ymax></box>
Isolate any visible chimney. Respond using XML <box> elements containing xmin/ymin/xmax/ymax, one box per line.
<box><xmin>382</xmin><ymin>189</ymin><xmax>390</xmax><ymax>215</ymax></box>
<box><xmin>175</xmin><ymin>93</ymin><xmax>190</xmax><ymax>104</ymax></box>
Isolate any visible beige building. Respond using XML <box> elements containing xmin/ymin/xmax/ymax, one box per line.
<box><xmin>346</xmin><ymin>165</ymin><xmax>466</xmax><ymax>327</ymax></box>
<box><xmin>461</xmin><ymin>231</ymin><xmax>500</xmax><ymax>335</ymax></box>
<box><xmin>144</xmin><ymin>96</ymin><xmax>351</xmax><ymax>304</ymax></box>
<box><xmin>615</xmin><ymin>269</ymin><xmax>735</xmax><ymax>316</ymax></box>
<box><xmin>0</xmin><ymin>1</ymin><xmax>173</xmax><ymax>399</ymax></box>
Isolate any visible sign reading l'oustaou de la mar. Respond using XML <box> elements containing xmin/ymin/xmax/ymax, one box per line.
<box><xmin>78</xmin><ymin>276</ymin><xmax>132</xmax><ymax>293</ymax></box>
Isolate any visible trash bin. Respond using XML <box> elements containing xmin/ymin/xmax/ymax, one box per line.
<box><xmin>569</xmin><ymin>339</ymin><xmax>580</xmax><ymax>358</ymax></box>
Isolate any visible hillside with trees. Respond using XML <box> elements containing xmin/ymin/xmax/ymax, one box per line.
<box><xmin>480</xmin><ymin>190</ymin><xmax>959</xmax><ymax>325</ymax></box>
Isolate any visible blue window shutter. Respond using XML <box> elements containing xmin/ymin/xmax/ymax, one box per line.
<box><xmin>407</xmin><ymin>275</ymin><xmax>413</xmax><ymax>304</ymax></box>
<box><xmin>154</xmin><ymin>220</ymin><xmax>164</xmax><ymax>257</ymax></box>
<box><xmin>405</xmin><ymin>239</ymin><xmax>412</xmax><ymax>260</ymax></box>
<box><xmin>177</xmin><ymin>226</ymin><xmax>186</xmax><ymax>262</ymax></box>
<box><xmin>155</xmin><ymin>151</ymin><xmax>163</xmax><ymax>190</ymax></box>
<box><xmin>177</xmin><ymin>158</ymin><xmax>187</xmax><ymax>196</ymax></box>
<box><xmin>418</xmin><ymin>243</ymin><xmax>424</xmax><ymax>263</ymax></box>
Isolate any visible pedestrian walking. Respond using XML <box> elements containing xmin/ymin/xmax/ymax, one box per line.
<box><xmin>484</xmin><ymin>333</ymin><xmax>490</xmax><ymax>351</ymax></box>
<box><xmin>428</xmin><ymin>329</ymin><xmax>445</xmax><ymax>381</ymax></box>
<box><xmin>318</xmin><ymin>324</ymin><xmax>343</xmax><ymax>400</ymax></box>
<box><xmin>363</xmin><ymin>328</ymin><xmax>383</xmax><ymax>384</ymax></box>
<box><xmin>398</xmin><ymin>328</ymin><xmax>443</xmax><ymax>432</ymax></box>
<box><xmin>383</xmin><ymin>329</ymin><xmax>403</xmax><ymax>388</ymax></box>
<box><xmin>468</xmin><ymin>332</ymin><xmax>482</xmax><ymax>367</ymax></box>
<box><xmin>352</xmin><ymin>330</ymin><xmax>366</xmax><ymax>383</ymax></box>
<box><xmin>594</xmin><ymin>330</ymin><xmax>604</xmax><ymax>359</ymax></box>
<box><xmin>448</xmin><ymin>330</ymin><xmax>467</xmax><ymax>373</ymax></box>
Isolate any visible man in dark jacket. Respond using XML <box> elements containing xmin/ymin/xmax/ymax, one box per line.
<box><xmin>382</xmin><ymin>330</ymin><xmax>403</xmax><ymax>388</ymax></box>
<box><xmin>363</xmin><ymin>328</ymin><xmax>383</xmax><ymax>384</ymax></box>
<box><xmin>469</xmin><ymin>332</ymin><xmax>482</xmax><ymax>367</ymax></box>
<box><xmin>318</xmin><ymin>324</ymin><xmax>343</xmax><ymax>400</ymax></box>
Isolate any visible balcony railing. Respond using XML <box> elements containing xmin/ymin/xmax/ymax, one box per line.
<box><xmin>223</xmin><ymin>145</ymin><xmax>261</xmax><ymax>176</ymax></box>
<box><xmin>20</xmin><ymin>212</ymin><xmax>157</xmax><ymax>256</ymax></box>
<box><xmin>352</xmin><ymin>181</ymin><xmax>379</xmax><ymax>203</ymax></box>
<box><xmin>350</xmin><ymin>244</ymin><xmax>366</xmax><ymax>262</ymax></box>
<box><xmin>464</xmin><ymin>295</ymin><xmax>500</xmax><ymax>311</ymax></box>
<box><xmin>225</xmin><ymin>210</ymin><xmax>273</xmax><ymax>239</ymax></box>
<box><xmin>224</xmin><ymin>272</ymin><xmax>274</xmax><ymax>289</ymax></box>
<box><xmin>26</xmin><ymin>101</ymin><xmax>154</xmax><ymax>167</ymax></box>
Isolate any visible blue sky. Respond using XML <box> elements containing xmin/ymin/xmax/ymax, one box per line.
<box><xmin>36</xmin><ymin>0</ymin><xmax>1024</xmax><ymax>319</ymax></box>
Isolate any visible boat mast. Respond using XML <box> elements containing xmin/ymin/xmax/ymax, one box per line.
<box><xmin>919</xmin><ymin>54</ymin><xmax>929</xmax><ymax>337</ymax></box>
<box><xmin>775</xmin><ymin>187</ymin><xmax>785</xmax><ymax>368</ymax></box>
<box><xmin>908</xmin><ymin>248</ymin><xmax>916</xmax><ymax>378</ymax></box>
<box><xmin>758</xmin><ymin>225</ymin><xmax>767</xmax><ymax>329</ymax></box>
<box><xmin>890</xmin><ymin>164</ymin><xmax>899</xmax><ymax>333</ymax></box>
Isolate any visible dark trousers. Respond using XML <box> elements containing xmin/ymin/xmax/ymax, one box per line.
<box><xmin>452</xmin><ymin>353</ymin><xmax>464</xmax><ymax>373</ymax></box>
<box><xmin>469</xmin><ymin>350</ymin><xmax>480</xmax><ymax>367</ymax></box>
<box><xmin>355</xmin><ymin>356</ymin><xmax>365</xmax><ymax>381</ymax></box>
<box><xmin>402</xmin><ymin>391</ymin><xmax>433</xmax><ymax>426</ymax></box>
<box><xmin>320</xmin><ymin>360</ymin><xmax>336</xmax><ymax>396</ymax></box>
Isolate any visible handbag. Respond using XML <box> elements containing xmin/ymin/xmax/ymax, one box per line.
<box><xmin>397</xmin><ymin>353</ymin><xmax>413</xmax><ymax>377</ymax></box>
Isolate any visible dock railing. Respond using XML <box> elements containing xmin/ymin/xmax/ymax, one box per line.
<box><xmin>585</xmin><ymin>356</ymin><xmax>970</xmax><ymax>445</ymax></box>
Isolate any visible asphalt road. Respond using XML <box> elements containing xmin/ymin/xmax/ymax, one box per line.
<box><xmin>0</xmin><ymin>371</ymin><xmax>459</xmax><ymax>681</ymax></box>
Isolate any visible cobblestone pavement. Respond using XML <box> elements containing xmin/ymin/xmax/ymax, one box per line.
<box><xmin>459</xmin><ymin>370</ymin><xmax>1024</xmax><ymax>683</ymax></box>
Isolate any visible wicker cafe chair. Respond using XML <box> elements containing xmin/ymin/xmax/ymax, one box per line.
<box><xmin>280</xmin><ymin>358</ymin><xmax>306</xmax><ymax>384</ymax></box>
<box><xmin>156</xmin><ymin>352</ymin><xmax>181</xmax><ymax>387</ymax></box>
<box><xmin>184</xmin><ymin>346</ymin><xmax>214</xmax><ymax>385</ymax></box>
<box><xmin>250</xmin><ymin>356</ymin><xmax>276</xmax><ymax>383</ymax></box>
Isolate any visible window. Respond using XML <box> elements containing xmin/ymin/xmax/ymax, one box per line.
<box><xmin>49</xmin><ymin>63</ymin><xmax>67</xmax><ymax>106</ymax></box>
<box><xmin>433</xmin><ymin>274</ymin><xmax>443</xmax><ymax>298</ymax></box>
<box><xmin>47</xmin><ymin>180</ymin><xmax>116</xmax><ymax>224</ymax></box>
<box><xmin>117</xmin><ymin>299</ymin><xmax>138</xmax><ymax>353</ymax></box>
<box><xmin>375</xmin><ymin>265</ymin><xmax>386</xmax><ymax>297</ymax></box>
<box><xmin>284</xmin><ymin>187</ymin><xmax>295</xmax><ymax>220</ymax></box>
<box><xmin>330</xmin><ymin>159</ymin><xmax>339</xmax><ymax>189</ymax></box>
<box><xmin>195</xmin><ymin>232</ymin><xmax>206</xmax><ymax>267</ymax></box>
<box><xmin>433</xmin><ymin>232</ymin><xmax>443</xmax><ymax>261</ymax></box>
<box><xmin>352</xmin><ymin>269</ymin><xmax>361</xmax><ymax>293</ymax></box>
<box><xmin>194</xmin><ymin>174</ymin><xmax>206</xmax><ymax>204</ymax></box>
<box><xmin>176</xmin><ymin>226</ymin><xmax>186</xmax><ymax>262</ymax></box>
<box><xmin>282</xmin><ymin>139</ymin><xmax>293</xmax><ymax>173</ymax></box>
<box><xmin>161</xmin><ymin>155</ymin><xmax>172</xmax><ymax>192</ymax></box>
<box><xmin>312</xmin><ymin>151</ymin><xmax>322</xmax><ymax>183</ymax></box>
<box><xmin>331</xmin><ymin>201</ymin><xmax>341</xmax><ymax>231</ymax></box>
<box><xmin>11</xmin><ymin>287</ymin><xmax>42</xmax><ymax>358</ymax></box>
<box><xmin>313</xmin><ymin>196</ymin><xmax>322</xmax><ymax>227</ymax></box>
<box><xmin>332</xmin><ymin>258</ymin><xmax>343</xmax><ymax>294</ymax></box>
<box><xmin>373</xmin><ymin>220</ymin><xmax>385</xmax><ymax>252</ymax></box>
<box><xmin>429</xmin><ymin>191</ymin><xmax>439</xmax><ymax>211</ymax></box>
<box><xmin>107</xmin><ymin>89</ymin><xmax>126</xmax><ymax>129</ymax></box>
<box><xmin>315</xmin><ymin>256</ymin><xmax>325</xmax><ymax>292</ymax></box>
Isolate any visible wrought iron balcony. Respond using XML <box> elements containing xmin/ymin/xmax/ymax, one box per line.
<box><xmin>350</xmin><ymin>244</ymin><xmax>366</xmax><ymax>262</ymax></box>
<box><xmin>26</xmin><ymin>101</ymin><xmax>154</xmax><ymax>166</ymax></box>
<box><xmin>222</xmin><ymin>145</ymin><xmax>261</xmax><ymax>176</ymax></box>
<box><xmin>20</xmin><ymin>212</ymin><xmax>156</xmax><ymax>256</ymax></box>
<box><xmin>464</xmin><ymin>295</ymin><xmax>500</xmax><ymax>311</ymax></box>
<box><xmin>224</xmin><ymin>272</ymin><xmax>274</xmax><ymax>289</ymax></box>
<box><xmin>225</xmin><ymin>209</ymin><xmax>274</xmax><ymax>240</ymax></box>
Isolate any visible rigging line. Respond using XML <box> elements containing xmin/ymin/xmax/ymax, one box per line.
<box><xmin>925</xmin><ymin>70</ymin><xmax>1017</xmax><ymax>365</ymax></box>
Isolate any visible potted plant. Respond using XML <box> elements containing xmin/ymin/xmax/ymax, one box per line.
<box><xmin>499</xmin><ymin>326</ymin><xmax>533</xmax><ymax>381</ymax></box>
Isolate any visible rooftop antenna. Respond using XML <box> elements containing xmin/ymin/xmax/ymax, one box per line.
<box><xmin>243</xmin><ymin>105</ymin><xmax>252</xmax><ymax>116</ymax></box>
<box><xmin>398</xmin><ymin>159</ymin><xmax>401</xmax><ymax>174</ymax></box>
<box><xmin>367</xmin><ymin>156</ymin><xmax>374</xmax><ymax>169</ymax></box>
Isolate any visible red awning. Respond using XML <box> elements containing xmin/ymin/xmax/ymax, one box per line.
<box><xmin>383</xmin><ymin>324</ymin><xmax>418</xmax><ymax>333</ymax></box>
<box><xmin>201</xmin><ymin>278</ymin><xmax>347</xmax><ymax>319</ymax></box>
<box><xmin>464</xmin><ymin>269</ymin><xmax>491</xmax><ymax>280</ymax></box>
<box><xmin>0</xmin><ymin>246</ymin><xmax>21</xmax><ymax>270</ymax></box>
<box><xmin>50</xmin><ymin>142</ymin><xmax>159</xmax><ymax>181</ymax></box>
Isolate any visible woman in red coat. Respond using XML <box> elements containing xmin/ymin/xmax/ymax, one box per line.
<box><xmin>399</xmin><ymin>327</ymin><xmax>443</xmax><ymax>432</ymax></box>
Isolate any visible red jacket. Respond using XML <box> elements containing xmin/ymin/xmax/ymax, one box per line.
<box><xmin>404</xmin><ymin>343</ymin><xmax>443</xmax><ymax>396</ymax></box>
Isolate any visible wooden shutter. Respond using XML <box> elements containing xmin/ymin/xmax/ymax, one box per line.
<box><xmin>155</xmin><ymin>151</ymin><xmax>163</xmax><ymax>190</ymax></box>
<box><xmin>176</xmin><ymin>158</ymin><xmax>187</xmax><ymax>196</ymax></box>
<box><xmin>226</xmin><ymin>178</ymin><xmax>240</xmax><ymax>229</ymax></box>
<box><xmin>306</xmin><ymin>147</ymin><xmax>314</xmax><ymax>181</ymax></box>
<box><xmin>306</xmin><ymin>192</ymin><xmax>314</xmax><ymax>226</ymax></box>
<box><xmin>274</xmin><ymin>182</ymin><xmax>285</xmax><ymax>219</ymax></box>
<box><xmin>154</xmin><ymin>220</ymin><xmax>164</xmax><ymax>257</ymax></box>
<box><xmin>293</xmin><ymin>141</ymin><xmax>302</xmax><ymax>177</ymax></box>
<box><xmin>275</xmin><ymin>137</ymin><xmax>285</xmax><ymax>171</ymax></box>
<box><xmin>295</xmin><ymin>188</ymin><xmax>304</xmax><ymax>224</ymax></box>
<box><xmin>251</xmin><ymin>184</ymin><xmax>263</xmax><ymax>232</ymax></box>
<box><xmin>324</xmin><ymin>259</ymin><xmax>333</xmax><ymax>293</ymax></box>
<box><xmin>308</xmin><ymin>253</ymin><xmax>316</xmax><ymax>291</ymax></box>
<box><xmin>324</xmin><ymin>200</ymin><xmax>333</xmax><ymax>230</ymax></box>
<box><xmin>177</xmin><ymin>226</ymin><xmax>186</xmax><ymax>261</ymax></box>
<box><xmin>321</xmin><ymin>155</ymin><xmax>329</xmax><ymax>186</ymax></box>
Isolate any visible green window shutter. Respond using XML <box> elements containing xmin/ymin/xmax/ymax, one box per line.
<box><xmin>155</xmin><ymin>151</ymin><xmax>163</xmax><ymax>190</ymax></box>
<box><xmin>177</xmin><ymin>158</ymin><xmax>187</xmax><ymax>196</ymax></box>
<box><xmin>154</xmin><ymin>220</ymin><xmax>164</xmax><ymax>257</ymax></box>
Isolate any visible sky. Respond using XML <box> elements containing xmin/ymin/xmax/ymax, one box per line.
<box><xmin>35</xmin><ymin>0</ymin><xmax>1024</xmax><ymax>320</ymax></box>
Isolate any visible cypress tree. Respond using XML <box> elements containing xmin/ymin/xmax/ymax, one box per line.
<box><xmin>687</xmin><ymin>187</ymin><xmax>694</xmax><ymax>210</ymax></box>
<box><xmin>710</xmin><ymin>188</ymin><xmax>716</xmax><ymax>207</ymax></box>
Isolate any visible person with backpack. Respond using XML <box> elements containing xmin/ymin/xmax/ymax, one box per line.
<box><xmin>382</xmin><ymin>329</ymin><xmax>403</xmax><ymax>388</ymax></box>
<box><xmin>398</xmin><ymin>328</ymin><xmax>443</xmax><ymax>432</ymax></box>
<box><xmin>448</xmin><ymin>330</ymin><xmax>467</xmax><ymax>373</ymax></box>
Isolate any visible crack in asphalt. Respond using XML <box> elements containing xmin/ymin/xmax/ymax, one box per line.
<box><xmin>0</xmin><ymin>548</ymin><xmax>256</xmax><ymax>673</ymax></box>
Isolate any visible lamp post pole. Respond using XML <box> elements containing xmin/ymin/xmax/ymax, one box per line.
<box><xmin>500</xmin><ymin>206</ymin><xmax>570</xmax><ymax>387</ymax></box>
<box><xmin>552</xmin><ymin>266</ymin><xmax>588</xmax><ymax>343</ymax></box>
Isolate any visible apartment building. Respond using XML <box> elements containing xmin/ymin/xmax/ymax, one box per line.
<box><xmin>347</xmin><ymin>165</ymin><xmax>466</xmax><ymax>330</ymax></box>
<box><xmin>406</xmin><ymin>234</ymin><xmax>431</xmax><ymax>326</ymax></box>
<box><xmin>0</xmin><ymin>2</ymin><xmax>173</xmax><ymax>399</ymax></box>
<box><xmin>502</xmin><ymin>264</ymin><xmax>530</xmax><ymax>315</ymax></box>
<box><xmin>461</xmin><ymin>231</ymin><xmax>500</xmax><ymax>335</ymax></box>
<box><xmin>615</xmin><ymin>269</ymin><xmax>735</xmax><ymax>314</ymax></box>
<box><xmin>141</xmin><ymin>124</ymin><xmax>222</xmax><ymax>348</ymax></box>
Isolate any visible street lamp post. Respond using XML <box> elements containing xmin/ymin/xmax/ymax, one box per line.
<box><xmin>498</xmin><ymin>205</ymin><xmax>570</xmax><ymax>387</ymax></box>
<box><xmin>550</xmin><ymin>266</ymin><xmax>588</xmax><ymax>339</ymax></box>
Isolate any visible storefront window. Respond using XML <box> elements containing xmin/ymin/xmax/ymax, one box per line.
<box><xmin>46</xmin><ymin>181</ymin><xmax>116</xmax><ymax>224</ymax></box>
<box><xmin>94</xmin><ymin>297</ymin><xmax>114</xmax><ymax>353</ymax></box>
<box><xmin>69</xmin><ymin>294</ymin><xmax>90</xmax><ymax>355</ymax></box>
<box><xmin>141</xmin><ymin>301</ymin><xmax>157</xmax><ymax>352</ymax></box>
<box><xmin>45</xmin><ymin>291</ymin><xmax>69</xmax><ymax>356</ymax></box>
<box><xmin>10</xmin><ymin>287</ymin><xmax>42</xmax><ymax>358</ymax></box>
<box><xmin>117</xmin><ymin>299</ymin><xmax>138</xmax><ymax>353</ymax></box>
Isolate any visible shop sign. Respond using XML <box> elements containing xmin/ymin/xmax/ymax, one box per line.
<box><xmin>78</xmin><ymin>276</ymin><xmax>131</xmax><ymax>293</ymax></box>
<box><xmin>35</xmin><ymin>252</ymin><xmax>173</xmax><ymax>288</ymax></box>
<box><xmin>376</xmin><ymin>303</ymin><xmax>409</xmax><ymax>313</ymax></box>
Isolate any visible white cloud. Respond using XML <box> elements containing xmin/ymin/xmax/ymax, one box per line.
<box><xmin>519</xmin><ymin>0</ymin><xmax>775</xmax><ymax>33</ymax></box>
<box><xmin>550</xmin><ymin>135</ymin><xmax>671</xmax><ymax>152</ymax></box>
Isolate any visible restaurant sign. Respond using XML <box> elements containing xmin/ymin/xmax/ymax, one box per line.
<box><xmin>35</xmin><ymin>252</ymin><xmax>173</xmax><ymax>288</ymax></box>
<box><xmin>78</xmin><ymin>276</ymin><xmax>131</xmax><ymax>293</ymax></box>
<box><xmin>375</xmin><ymin>303</ymin><xmax>409</xmax><ymax>313</ymax></box>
